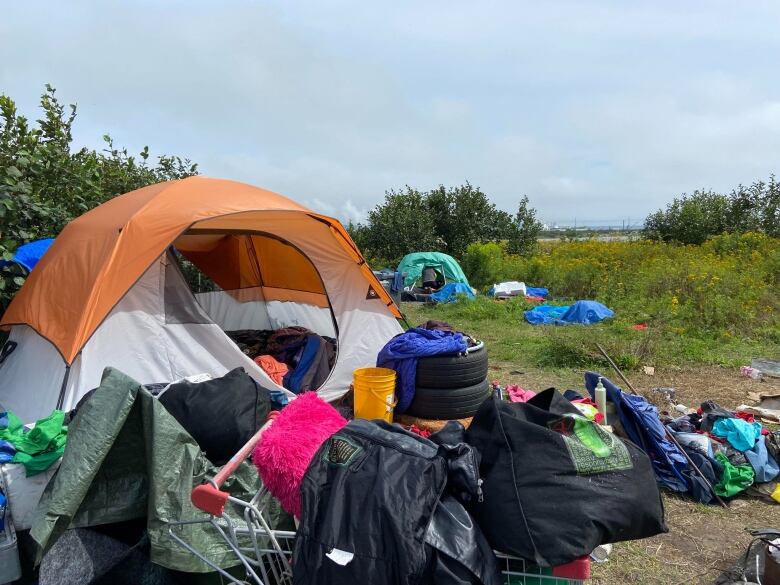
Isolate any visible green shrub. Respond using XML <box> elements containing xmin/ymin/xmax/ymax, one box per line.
<box><xmin>462</xmin><ymin>242</ymin><xmax>505</xmax><ymax>289</ymax></box>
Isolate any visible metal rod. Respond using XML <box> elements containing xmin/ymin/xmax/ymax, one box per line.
<box><xmin>595</xmin><ymin>343</ymin><xmax>729</xmax><ymax>509</ymax></box>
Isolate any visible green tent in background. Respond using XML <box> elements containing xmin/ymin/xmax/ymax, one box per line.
<box><xmin>397</xmin><ymin>251</ymin><xmax>470</xmax><ymax>288</ymax></box>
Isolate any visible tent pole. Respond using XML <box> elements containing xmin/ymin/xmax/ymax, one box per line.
<box><xmin>56</xmin><ymin>365</ymin><xmax>71</xmax><ymax>410</ymax></box>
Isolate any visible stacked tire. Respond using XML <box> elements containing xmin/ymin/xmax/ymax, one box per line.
<box><xmin>406</xmin><ymin>342</ymin><xmax>490</xmax><ymax>419</ymax></box>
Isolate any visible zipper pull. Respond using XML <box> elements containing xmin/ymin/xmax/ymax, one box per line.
<box><xmin>477</xmin><ymin>478</ymin><xmax>484</xmax><ymax>503</ymax></box>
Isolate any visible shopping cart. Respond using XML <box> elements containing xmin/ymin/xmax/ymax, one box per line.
<box><xmin>169</xmin><ymin>414</ymin><xmax>589</xmax><ymax>585</ymax></box>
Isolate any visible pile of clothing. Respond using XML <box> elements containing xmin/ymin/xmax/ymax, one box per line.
<box><xmin>227</xmin><ymin>326</ymin><xmax>336</xmax><ymax>393</ymax></box>
<box><xmin>666</xmin><ymin>400</ymin><xmax>780</xmax><ymax>502</ymax></box>
<box><xmin>580</xmin><ymin>372</ymin><xmax>780</xmax><ymax>505</ymax></box>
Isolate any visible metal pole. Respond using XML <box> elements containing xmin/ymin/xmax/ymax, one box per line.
<box><xmin>595</xmin><ymin>343</ymin><xmax>729</xmax><ymax>509</ymax></box>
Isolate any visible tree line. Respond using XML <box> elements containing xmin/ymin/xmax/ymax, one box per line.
<box><xmin>644</xmin><ymin>178</ymin><xmax>780</xmax><ymax>244</ymax></box>
<box><xmin>347</xmin><ymin>185</ymin><xmax>542</xmax><ymax>263</ymax></box>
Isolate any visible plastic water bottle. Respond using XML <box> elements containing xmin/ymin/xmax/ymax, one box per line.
<box><xmin>595</xmin><ymin>377</ymin><xmax>608</xmax><ymax>426</ymax></box>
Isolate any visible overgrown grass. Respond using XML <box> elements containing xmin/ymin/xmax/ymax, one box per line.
<box><xmin>402</xmin><ymin>233</ymin><xmax>780</xmax><ymax>370</ymax></box>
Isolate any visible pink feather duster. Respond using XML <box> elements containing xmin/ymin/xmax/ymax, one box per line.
<box><xmin>252</xmin><ymin>392</ymin><xmax>347</xmax><ymax>518</ymax></box>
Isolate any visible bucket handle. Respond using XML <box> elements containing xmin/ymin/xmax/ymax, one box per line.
<box><xmin>367</xmin><ymin>386</ymin><xmax>398</xmax><ymax>409</ymax></box>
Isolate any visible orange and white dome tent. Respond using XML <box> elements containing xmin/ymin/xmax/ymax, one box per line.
<box><xmin>0</xmin><ymin>177</ymin><xmax>403</xmax><ymax>422</ymax></box>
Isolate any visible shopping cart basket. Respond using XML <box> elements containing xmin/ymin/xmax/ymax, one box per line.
<box><xmin>170</xmin><ymin>413</ymin><xmax>590</xmax><ymax>585</ymax></box>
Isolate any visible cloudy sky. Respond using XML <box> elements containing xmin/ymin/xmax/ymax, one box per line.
<box><xmin>3</xmin><ymin>1</ymin><xmax>780</xmax><ymax>226</ymax></box>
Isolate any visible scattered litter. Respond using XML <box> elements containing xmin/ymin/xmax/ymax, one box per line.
<box><xmin>642</xmin><ymin>366</ymin><xmax>655</xmax><ymax>376</ymax></box>
<box><xmin>651</xmin><ymin>387</ymin><xmax>676</xmax><ymax>402</ymax></box>
<box><xmin>741</xmin><ymin>366</ymin><xmax>763</xmax><ymax>380</ymax></box>
<box><xmin>590</xmin><ymin>543</ymin><xmax>612</xmax><ymax>563</ymax></box>
<box><xmin>632</xmin><ymin>323</ymin><xmax>648</xmax><ymax>331</ymax></box>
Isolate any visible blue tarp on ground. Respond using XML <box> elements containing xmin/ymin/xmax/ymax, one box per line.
<box><xmin>584</xmin><ymin>372</ymin><xmax>691</xmax><ymax>494</ymax></box>
<box><xmin>525</xmin><ymin>286</ymin><xmax>549</xmax><ymax>298</ymax></box>
<box><xmin>524</xmin><ymin>300</ymin><xmax>614</xmax><ymax>325</ymax></box>
<box><xmin>0</xmin><ymin>238</ymin><xmax>55</xmax><ymax>272</ymax></box>
<box><xmin>377</xmin><ymin>328</ymin><xmax>467</xmax><ymax>413</ymax></box>
<box><xmin>430</xmin><ymin>282</ymin><xmax>475</xmax><ymax>304</ymax></box>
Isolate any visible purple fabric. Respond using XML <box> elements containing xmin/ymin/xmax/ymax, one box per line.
<box><xmin>377</xmin><ymin>328</ymin><xmax>467</xmax><ymax>413</ymax></box>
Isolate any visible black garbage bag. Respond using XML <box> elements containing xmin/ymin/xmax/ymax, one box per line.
<box><xmin>158</xmin><ymin>367</ymin><xmax>271</xmax><ymax>466</ymax></box>
<box><xmin>465</xmin><ymin>390</ymin><xmax>667</xmax><ymax>566</ymax></box>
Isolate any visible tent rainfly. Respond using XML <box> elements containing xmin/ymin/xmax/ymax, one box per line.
<box><xmin>397</xmin><ymin>251</ymin><xmax>471</xmax><ymax>289</ymax></box>
<box><xmin>0</xmin><ymin>177</ymin><xmax>403</xmax><ymax>422</ymax></box>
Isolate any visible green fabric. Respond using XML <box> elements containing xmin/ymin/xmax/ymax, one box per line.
<box><xmin>0</xmin><ymin>409</ymin><xmax>67</xmax><ymax>476</ymax></box>
<box><xmin>714</xmin><ymin>452</ymin><xmax>755</xmax><ymax>497</ymax></box>
<box><xmin>30</xmin><ymin>367</ymin><xmax>280</xmax><ymax>573</ymax></box>
<box><xmin>397</xmin><ymin>251</ymin><xmax>471</xmax><ymax>288</ymax></box>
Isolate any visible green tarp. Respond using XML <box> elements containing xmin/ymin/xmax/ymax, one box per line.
<box><xmin>30</xmin><ymin>368</ymin><xmax>280</xmax><ymax>573</ymax></box>
<box><xmin>397</xmin><ymin>251</ymin><xmax>470</xmax><ymax>288</ymax></box>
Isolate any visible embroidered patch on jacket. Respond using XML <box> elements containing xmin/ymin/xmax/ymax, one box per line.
<box><xmin>324</xmin><ymin>437</ymin><xmax>362</xmax><ymax>466</ymax></box>
<box><xmin>548</xmin><ymin>415</ymin><xmax>633</xmax><ymax>475</ymax></box>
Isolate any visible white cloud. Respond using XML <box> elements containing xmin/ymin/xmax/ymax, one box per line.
<box><xmin>3</xmin><ymin>1</ymin><xmax>780</xmax><ymax>224</ymax></box>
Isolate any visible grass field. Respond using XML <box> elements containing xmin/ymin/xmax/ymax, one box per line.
<box><xmin>399</xmin><ymin>235</ymin><xmax>780</xmax><ymax>584</ymax></box>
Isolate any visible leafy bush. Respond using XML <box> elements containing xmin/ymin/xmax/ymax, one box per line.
<box><xmin>462</xmin><ymin>242</ymin><xmax>505</xmax><ymax>288</ymax></box>
<box><xmin>644</xmin><ymin>177</ymin><xmax>780</xmax><ymax>244</ymax></box>
<box><xmin>0</xmin><ymin>86</ymin><xmax>197</xmax><ymax>312</ymax></box>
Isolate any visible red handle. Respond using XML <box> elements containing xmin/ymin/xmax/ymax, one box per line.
<box><xmin>191</xmin><ymin>411</ymin><xmax>279</xmax><ymax>516</ymax></box>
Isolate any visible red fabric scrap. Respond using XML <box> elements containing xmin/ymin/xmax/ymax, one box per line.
<box><xmin>408</xmin><ymin>424</ymin><xmax>432</xmax><ymax>439</ymax></box>
<box><xmin>632</xmin><ymin>324</ymin><xmax>648</xmax><ymax>331</ymax></box>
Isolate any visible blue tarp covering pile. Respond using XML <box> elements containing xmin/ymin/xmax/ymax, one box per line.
<box><xmin>524</xmin><ymin>300</ymin><xmax>614</xmax><ymax>325</ymax></box>
<box><xmin>526</xmin><ymin>286</ymin><xmax>549</xmax><ymax>298</ymax></box>
<box><xmin>429</xmin><ymin>282</ymin><xmax>475</xmax><ymax>304</ymax></box>
<box><xmin>0</xmin><ymin>238</ymin><xmax>54</xmax><ymax>272</ymax></box>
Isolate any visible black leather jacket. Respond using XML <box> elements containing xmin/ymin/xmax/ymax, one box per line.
<box><xmin>293</xmin><ymin>418</ymin><xmax>500</xmax><ymax>585</ymax></box>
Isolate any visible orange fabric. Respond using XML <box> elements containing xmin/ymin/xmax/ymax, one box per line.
<box><xmin>254</xmin><ymin>355</ymin><xmax>289</xmax><ymax>385</ymax></box>
<box><xmin>1</xmin><ymin>177</ymin><xmax>401</xmax><ymax>363</ymax></box>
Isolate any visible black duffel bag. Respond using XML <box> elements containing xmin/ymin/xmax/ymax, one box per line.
<box><xmin>465</xmin><ymin>389</ymin><xmax>666</xmax><ymax>566</ymax></box>
<box><xmin>159</xmin><ymin>367</ymin><xmax>271</xmax><ymax>466</ymax></box>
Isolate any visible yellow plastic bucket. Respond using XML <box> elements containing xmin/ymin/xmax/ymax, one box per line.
<box><xmin>353</xmin><ymin>367</ymin><xmax>397</xmax><ymax>423</ymax></box>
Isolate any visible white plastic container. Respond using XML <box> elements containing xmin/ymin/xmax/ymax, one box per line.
<box><xmin>595</xmin><ymin>377</ymin><xmax>608</xmax><ymax>426</ymax></box>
